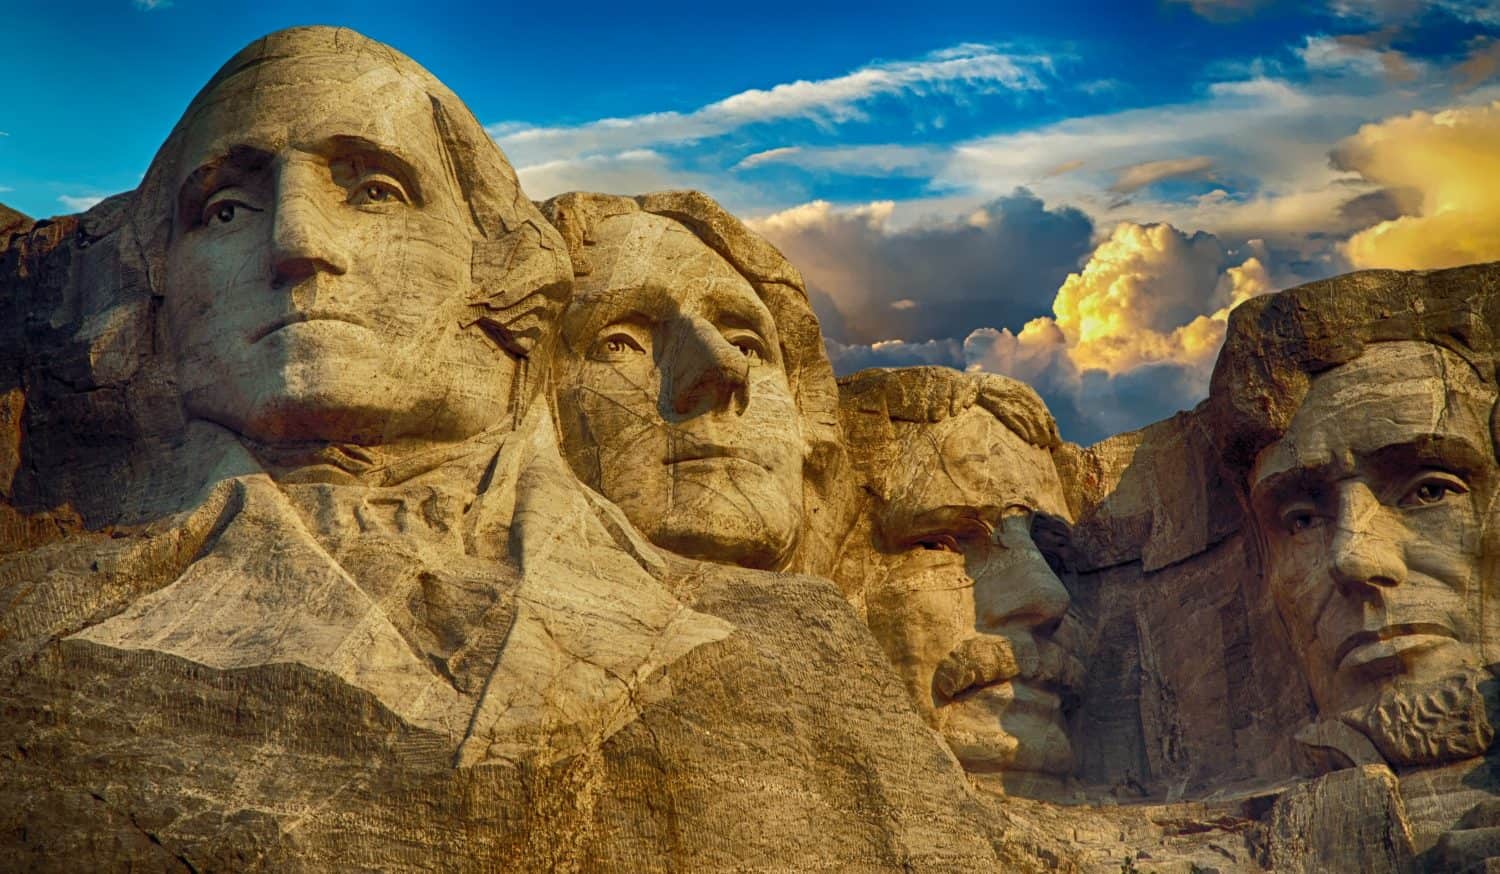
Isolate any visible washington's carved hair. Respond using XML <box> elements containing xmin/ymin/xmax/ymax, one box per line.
<box><xmin>123</xmin><ymin>26</ymin><xmax>573</xmax><ymax>405</ymax></box>
<box><xmin>1207</xmin><ymin>262</ymin><xmax>1500</xmax><ymax>481</ymax></box>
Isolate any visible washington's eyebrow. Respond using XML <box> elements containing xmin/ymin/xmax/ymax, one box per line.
<box><xmin>314</xmin><ymin>134</ymin><xmax>426</xmax><ymax>205</ymax></box>
<box><xmin>176</xmin><ymin>145</ymin><xmax>273</xmax><ymax>220</ymax></box>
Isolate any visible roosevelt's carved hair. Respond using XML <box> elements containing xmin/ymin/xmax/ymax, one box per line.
<box><xmin>839</xmin><ymin>366</ymin><xmax>1060</xmax><ymax>450</ymax></box>
<box><xmin>1207</xmin><ymin>262</ymin><xmax>1500</xmax><ymax>480</ymax></box>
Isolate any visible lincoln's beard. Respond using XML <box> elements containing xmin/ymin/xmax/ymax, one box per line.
<box><xmin>1342</xmin><ymin>668</ymin><xmax>1497</xmax><ymax>767</ymax></box>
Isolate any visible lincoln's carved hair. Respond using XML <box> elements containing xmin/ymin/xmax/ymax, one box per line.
<box><xmin>539</xmin><ymin>189</ymin><xmax>849</xmax><ymax>576</ymax></box>
<box><xmin>123</xmin><ymin>26</ymin><xmax>572</xmax><ymax>402</ymax></box>
<box><xmin>1207</xmin><ymin>263</ymin><xmax>1500</xmax><ymax>481</ymax></box>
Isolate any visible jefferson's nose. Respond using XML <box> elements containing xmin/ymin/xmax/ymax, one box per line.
<box><xmin>974</xmin><ymin>515</ymin><xmax>1070</xmax><ymax>635</ymax></box>
<box><xmin>664</xmin><ymin>316</ymin><xmax>749</xmax><ymax>417</ymax></box>
<box><xmin>269</xmin><ymin>159</ymin><xmax>349</xmax><ymax>285</ymax></box>
<box><xmin>1329</xmin><ymin>482</ymin><xmax>1407</xmax><ymax>594</ymax></box>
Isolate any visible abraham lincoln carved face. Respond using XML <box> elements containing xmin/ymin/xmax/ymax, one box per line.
<box><xmin>1248</xmin><ymin>342</ymin><xmax>1498</xmax><ymax>765</ymax></box>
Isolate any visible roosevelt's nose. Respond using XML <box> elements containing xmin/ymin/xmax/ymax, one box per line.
<box><xmin>664</xmin><ymin>315</ymin><xmax>749</xmax><ymax>417</ymax></box>
<box><xmin>269</xmin><ymin>159</ymin><xmax>349</xmax><ymax>286</ymax></box>
<box><xmin>974</xmin><ymin>515</ymin><xmax>1070</xmax><ymax>636</ymax></box>
<box><xmin>1329</xmin><ymin>482</ymin><xmax>1407</xmax><ymax>594</ymax></box>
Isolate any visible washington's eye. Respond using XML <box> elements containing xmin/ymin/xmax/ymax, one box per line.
<box><xmin>199</xmin><ymin>194</ymin><xmax>261</xmax><ymax>228</ymax></box>
<box><xmin>1399</xmin><ymin>475</ymin><xmax>1468</xmax><ymax>508</ymax></box>
<box><xmin>914</xmin><ymin>534</ymin><xmax>961</xmax><ymax>553</ymax></box>
<box><xmin>348</xmin><ymin>175</ymin><xmax>409</xmax><ymax>206</ymax></box>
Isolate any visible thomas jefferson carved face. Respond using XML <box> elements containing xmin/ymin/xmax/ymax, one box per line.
<box><xmin>863</xmin><ymin>406</ymin><xmax>1080</xmax><ymax>794</ymax></box>
<box><xmin>1251</xmin><ymin>342</ymin><xmax>1498</xmax><ymax>764</ymax></box>
<box><xmin>162</xmin><ymin>55</ymin><xmax>515</xmax><ymax>446</ymax></box>
<box><xmin>555</xmin><ymin>211</ymin><xmax>805</xmax><ymax>570</ymax></box>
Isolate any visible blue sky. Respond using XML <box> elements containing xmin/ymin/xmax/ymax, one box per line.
<box><xmin>3</xmin><ymin>0</ymin><xmax>1498</xmax><ymax>442</ymax></box>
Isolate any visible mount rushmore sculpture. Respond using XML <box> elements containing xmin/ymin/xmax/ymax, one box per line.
<box><xmin>3</xmin><ymin>25</ymin><xmax>1499</xmax><ymax>873</ymax></box>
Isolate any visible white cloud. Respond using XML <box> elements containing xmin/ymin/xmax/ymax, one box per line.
<box><xmin>489</xmin><ymin>43</ymin><xmax>1053</xmax><ymax>166</ymax></box>
<box><xmin>58</xmin><ymin>195</ymin><xmax>104</xmax><ymax>212</ymax></box>
<box><xmin>514</xmin><ymin>149</ymin><xmax>735</xmax><ymax>202</ymax></box>
<box><xmin>1329</xmin><ymin>0</ymin><xmax>1500</xmax><ymax>25</ymax></box>
<box><xmin>733</xmin><ymin>143</ymin><xmax>944</xmax><ymax>176</ymax></box>
<box><xmin>0</xmin><ymin>186</ymin><xmax>13</xmax><ymax>193</ymax></box>
<box><xmin>1109</xmin><ymin>156</ymin><xmax>1215</xmax><ymax>194</ymax></box>
<box><xmin>133</xmin><ymin>0</ymin><xmax>171</xmax><ymax>9</ymax></box>
<box><xmin>1334</xmin><ymin>101</ymin><xmax>1500</xmax><ymax>269</ymax></box>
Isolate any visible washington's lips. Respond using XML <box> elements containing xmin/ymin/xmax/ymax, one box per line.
<box><xmin>250</xmin><ymin>310</ymin><xmax>373</xmax><ymax>343</ymax></box>
<box><xmin>1334</xmin><ymin>623</ymin><xmax>1458</xmax><ymax>673</ymax></box>
<box><xmin>663</xmin><ymin>443</ymin><xmax>768</xmax><ymax>469</ymax></box>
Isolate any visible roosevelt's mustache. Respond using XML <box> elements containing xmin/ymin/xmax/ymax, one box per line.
<box><xmin>933</xmin><ymin>633</ymin><xmax>1083</xmax><ymax>701</ymax></box>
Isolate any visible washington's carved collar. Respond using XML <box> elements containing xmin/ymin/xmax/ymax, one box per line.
<box><xmin>241</xmin><ymin>429</ymin><xmax>512</xmax><ymax>489</ymax></box>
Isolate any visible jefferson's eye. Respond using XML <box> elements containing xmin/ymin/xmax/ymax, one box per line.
<box><xmin>215</xmin><ymin>203</ymin><xmax>237</xmax><ymax>224</ymax></box>
<box><xmin>1399</xmin><ymin>476</ymin><xmax>1467</xmax><ymax>508</ymax></box>
<box><xmin>594</xmin><ymin>332</ymin><xmax>646</xmax><ymax>358</ymax></box>
<box><xmin>914</xmin><ymin>534</ymin><xmax>961</xmax><ymax>553</ymax></box>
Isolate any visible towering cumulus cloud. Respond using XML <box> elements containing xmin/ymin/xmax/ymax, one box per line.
<box><xmin>1334</xmin><ymin>101</ymin><xmax>1500</xmax><ymax>270</ymax></box>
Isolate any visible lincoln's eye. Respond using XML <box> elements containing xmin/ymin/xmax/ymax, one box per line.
<box><xmin>1289</xmin><ymin>513</ymin><xmax>1315</xmax><ymax>533</ymax></box>
<box><xmin>215</xmin><ymin>203</ymin><xmax>237</xmax><ymax>224</ymax></box>
<box><xmin>364</xmin><ymin>183</ymin><xmax>392</xmax><ymax>202</ymax></box>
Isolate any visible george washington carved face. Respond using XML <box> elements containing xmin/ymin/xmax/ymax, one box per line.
<box><xmin>157</xmin><ymin>45</ymin><xmax>523</xmax><ymax>447</ymax></box>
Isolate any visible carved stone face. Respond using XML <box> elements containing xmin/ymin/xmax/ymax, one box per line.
<box><xmin>163</xmin><ymin>56</ymin><xmax>514</xmax><ymax>446</ymax></box>
<box><xmin>555</xmin><ymin>212</ymin><xmax>805</xmax><ymax>569</ymax></box>
<box><xmin>865</xmin><ymin>407</ymin><xmax>1079</xmax><ymax>789</ymax></box>
<box><xmin>1251</xmin><ymin>342</ymin><xmax>1497</xmax><ymax>734</ymax></box>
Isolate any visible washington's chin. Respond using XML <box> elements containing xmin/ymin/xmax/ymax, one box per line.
<box><xmin>939</xmin><ymin>683</ymin><xmax>1074</xmax><ymax>778</ymax></box>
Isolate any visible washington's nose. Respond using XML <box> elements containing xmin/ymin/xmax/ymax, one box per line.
<box><xmin>269</xmin><ymin>161</ymin><xmax>349</xmax><ymax>286</ymax></box>
<box><xmin>975</xmin><ymin>516</ymin><xmax>1070</xmax><ymax>635</ymax></box>
<box><xmin>665</xmin><ymin>316</ymin><xmax>750</xmax><ymax>417</ymax></box>
<box><xmin>1329</xmin><ymin>483</ymin><xmax>1406</xmax><ymax>593</ymax></box>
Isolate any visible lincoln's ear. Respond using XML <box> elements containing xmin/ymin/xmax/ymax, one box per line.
<box><xmin>466</xmin><ymin>219</ymin><xmax>572</xmax><ymax>359</ymax></box>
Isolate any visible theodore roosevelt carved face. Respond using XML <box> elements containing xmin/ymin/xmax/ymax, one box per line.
<box><xmin>839</xmin><ymin>368</ymin><xmax>1083</xmax><ymax>796</ymax></box>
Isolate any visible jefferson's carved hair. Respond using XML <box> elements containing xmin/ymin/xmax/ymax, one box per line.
<box><xmin>1207</xmin><ymin>263</ymin><xmax>1500</xmax><ymax>480</ymax></box>
<box><xmin>539</xmin><ymin>189</ymin><xmax>849</xmax><ymax>576</ymax></box>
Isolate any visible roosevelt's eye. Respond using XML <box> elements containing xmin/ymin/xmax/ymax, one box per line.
<box><xmin>1399</xmin><ymin>475</ymin><xmax>1468</xmax><ymax>508</ymax></box>
<box><xmin>913</xmin><ymin>534</ymin><xmax>961</xmax><ymax>553</ymax></box>
<box><xmin>348</xmin><ymin>175</ymin><xmax>409</xmax><ymax>206</ymax></box>
<box><xmin>726</xmin><ymin>333</ymin><xmax>767</xmax><ymax>364</ymax></box>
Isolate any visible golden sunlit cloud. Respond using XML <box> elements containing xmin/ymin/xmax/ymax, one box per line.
<box><xmin>1030</xmin><ymin>222</ymin><xmax>1272</xmax><ymax>376</ymax></box>
<box><xmin>1335</xmin><ymin>100</ymin><xmax>1500</xmax><ymax>270</ymax></box>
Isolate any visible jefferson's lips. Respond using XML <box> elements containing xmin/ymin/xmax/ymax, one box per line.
<box><xmin>250</xmin><ymin>311</ymin><xmax>372</xmax><ymax>343</ymax></box>
<box><xmin>1334</xmin><ymin>623</ymin><xmax>1458</xmax><ymax>673</ymax></box>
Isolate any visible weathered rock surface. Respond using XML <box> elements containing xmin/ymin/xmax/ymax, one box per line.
<box><xmin>5</xmin><ymin>23</ymin><xmax>1500</xmax><ymax>874</ymax></box>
